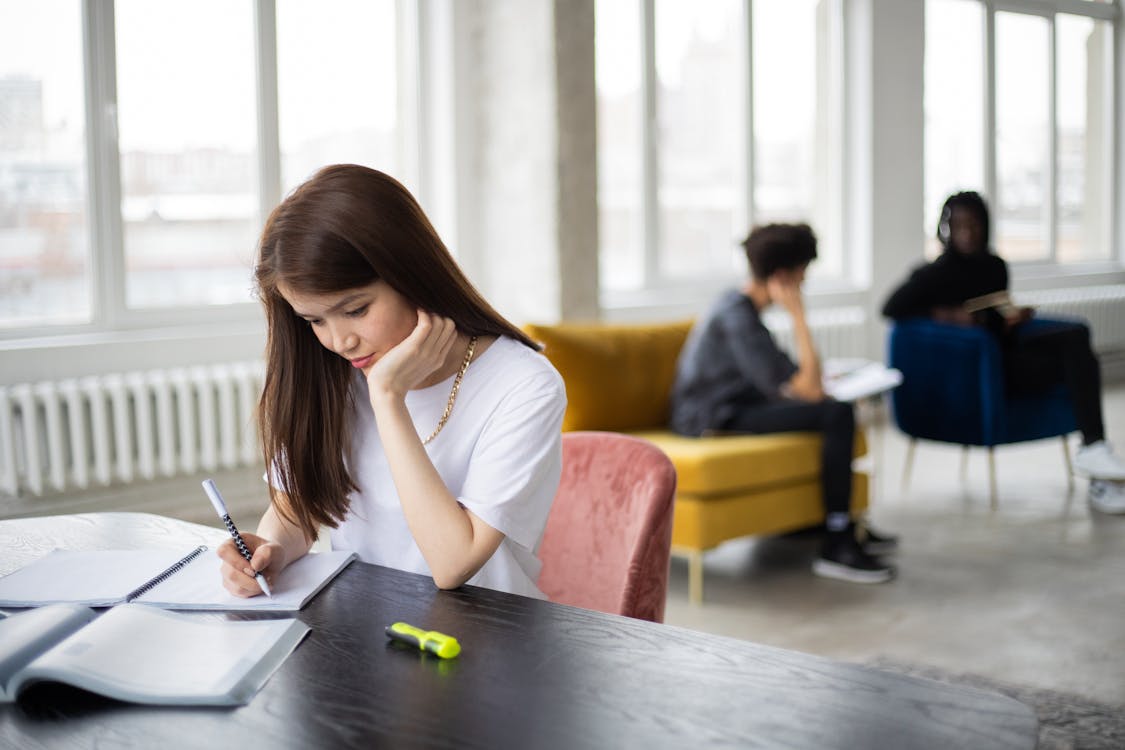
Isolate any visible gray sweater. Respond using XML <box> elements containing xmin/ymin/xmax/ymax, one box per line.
<box><xmin>669</xmin><ymin>289</ymin><xmax>797</xmax><ymax>436</ymax></box>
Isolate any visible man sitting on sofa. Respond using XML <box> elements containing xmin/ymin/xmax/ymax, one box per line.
<box><xmin>669</xmin><ymin>223</ymin><xmax>897</xmax><ymax>584</ymax></box>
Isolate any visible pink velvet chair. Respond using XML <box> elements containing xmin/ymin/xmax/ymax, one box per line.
<box><xmin>538</xmin><ymin>431</ymin><xmax>677</xmax><ymax>622</ymax></box>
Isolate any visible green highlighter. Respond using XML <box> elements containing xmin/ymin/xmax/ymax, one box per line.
<box><xmin>385</xmin><ymin>622</ymin><xmax>461</xmax><ymax>659</ymax></box>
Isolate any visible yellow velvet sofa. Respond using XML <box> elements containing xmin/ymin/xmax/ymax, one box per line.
<box><xmin>523</xmin><ymin>320</ymin><xmax>868</xmax><ymax>604</ymax></box>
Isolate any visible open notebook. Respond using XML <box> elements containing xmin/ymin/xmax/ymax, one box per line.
<box><xmin>0</xmin><ymin>547</ymin><xmax>356</xmax><ymax>611</ymax></box>
<box><xmin>822</xmin><ymin>358</ymin><xmax>903</xmax><ymax>403</ymax></box>
<box><xmin>0</xmin><ymin>603</ymin><xmax>309</xmax><ymax>706</ymax></box>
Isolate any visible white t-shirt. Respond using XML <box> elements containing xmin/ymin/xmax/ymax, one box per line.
<box><xmin>330</xmin><ymin>335</ymin><xmax>566</xmax><ymax>598</ymax></box>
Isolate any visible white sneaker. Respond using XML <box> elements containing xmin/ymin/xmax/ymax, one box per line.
<box><xmin>1088</xmin><ymin>479</ymin><xmax>1125</xmax><ymax>515</ymax></box>
<box><xmin>1074</xmin><ymin>441</ymin><xmax>1125</xmax><ymax>481</ymax></box>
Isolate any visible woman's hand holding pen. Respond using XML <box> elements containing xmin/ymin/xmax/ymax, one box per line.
<box><xmin>218</xmin><ymin>533</ymin><xmax>287</xmax><ymax>598</ymax></box>
<box><xmin>365</xmin><ymin>310</ymin><xmax>459</xmax><ymax>408</ymax></box>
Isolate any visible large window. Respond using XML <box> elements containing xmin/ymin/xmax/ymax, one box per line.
<box><xmin>596</xmin><ymin>0</ymin><xmax>843</xmax><ymax>295</ymax></box>
<box><xmin>1056</xmin><ymin>13</ymin><xmax>1113</xmax><ymax>263</ymax></box>
<box><xmin>753</xmin><ymin>1</ymin><xmax>831</xmax><ymax>229</ymax></box>
<box><xmin>924</xmin><ymin>0</ymin><xmax>1116</xmax><ymax>264</ymax></box>
<box><xmin>0</xmin><ymin>1</ymin><xmax>407</xmax><ymax>331</ymax></box>
<box><xmin>923</xmin><ymin>0</ymin><xmax>985</xmax><ymax>256</ymax></box>
<box><xmin>995</xmin><ymin>11</ymin><xmax>1051</xmax><ymax>261</ymax></box>
<box><xmin>0</xmin><ymin>1</ymin><xmax>89</xmax><ymax>326</ymax></box>
<box><xmin>595</xmin><ymin>0</ymin><xmax>644</xmax><ymax>290</ymax></box>
<box><xmin>276</xmin><ymin>0</ymin><xmax>400</xmax><ymax>193</ymax></box>
<box><xmin>116</xmin><ymin>0</ymin><xmax>258</xmax><ymax>308</ymax></box>
<box><xmin>655</xmin><ymin>0</ymin><xmax>745</xmax><ymax>282</ymax></box>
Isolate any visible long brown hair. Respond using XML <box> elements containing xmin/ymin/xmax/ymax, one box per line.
<box><xmin>255</xmin><ymin>164</ymin><xmax>537</xmax><ymax>542</ymax></box>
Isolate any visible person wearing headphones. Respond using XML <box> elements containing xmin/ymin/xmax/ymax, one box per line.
<box><xmin>882</xmin><ymin>191</ymin><xmax>1125</xmax><ymax>513</ymax></box>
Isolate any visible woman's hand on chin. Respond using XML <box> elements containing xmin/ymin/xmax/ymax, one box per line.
<box><xmin>366</xmin><ymin>310</ymin><xmax>458</xmax><ymax>405</ymax></box>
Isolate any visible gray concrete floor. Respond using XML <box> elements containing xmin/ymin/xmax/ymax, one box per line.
<box><xmin>664</xmin><ymin>384</ymin><xmax>1125</xmax><ymax>705</ymax></box>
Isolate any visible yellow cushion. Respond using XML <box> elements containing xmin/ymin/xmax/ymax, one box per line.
<box><xmin>524</xmin><ymin>321</ymin><xmax>694</xmax><ymax>432</ymax></box>
<box><xmin>633</xmin><ymin>429</ymin><xmax>869</xmax><ymax>496</ymax></box>
<box><xmin>671</xmin><ymin>472</ymin><xmax>869</xmax><ymax>550</ymax></box>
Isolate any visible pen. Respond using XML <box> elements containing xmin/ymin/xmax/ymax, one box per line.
<box><xmin>385</xmin><ymin>622</ymin><xmax>461</xmax><ymax>659</ymax></box>
<box><xmin>201</xmin><ymin>478</ymin><xmax>272</xmax><ymax>598</ymax></box>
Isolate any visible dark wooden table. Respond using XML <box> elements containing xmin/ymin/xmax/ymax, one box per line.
<box><xmin>0</xmin><ymin>512</ymin><xmax>1038</xmax><ymax>749</ymax></box>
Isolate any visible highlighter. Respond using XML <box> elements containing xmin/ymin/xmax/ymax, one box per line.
<box><xmin>385</xmin><ymin>622</ymin><xmax>461</xmax><ymax>659</ymax></box>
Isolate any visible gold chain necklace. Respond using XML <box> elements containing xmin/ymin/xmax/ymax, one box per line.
<box><xmin>422</xmin><ymin>335</ymin><xmax>477</xmax><ymax>445</ymax></box>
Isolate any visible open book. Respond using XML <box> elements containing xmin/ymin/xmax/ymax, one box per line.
<box><xmin>963</xmin><ymin>291</ymin><xmax>1019</xmax><ymax>317</ymax></box>
<box><xmin>822</xmin><ymin>358</ymin><xmax>903</xmax><ymax>402</ymax></box>
<box><xmin>0</xmin><ymin>603</ymin><xmax>308</xmax><ymax>706</ymax></box>
<box><xmin>0</xmin><ymin>547</ymin><xmax>356</xmax><ymax>612</ymax></box>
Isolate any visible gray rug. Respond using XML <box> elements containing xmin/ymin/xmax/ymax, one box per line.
<box><xmin>868</xmin><ymin>658</ymin><xmax>1125</xmax><ymax>750</ymax></box>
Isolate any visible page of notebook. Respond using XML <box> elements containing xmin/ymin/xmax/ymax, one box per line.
<box><xmin>0</xmin><ymin>549</ymin><xmax>355</xmax><ymax>611</ymax></box>
<box><xmin>0</xmin><ymin>549</ymin><xmax>197</xmax><ymax>607</ymax></box>
<box><xmin>18</xmin><ymin>605</ymin><xmax>308</xmax><ymax>705</ymax></box>
<box><xmin>138</xmin><ymin>550</ymin><xmax>356</xmax><ymax>611</ymax></box>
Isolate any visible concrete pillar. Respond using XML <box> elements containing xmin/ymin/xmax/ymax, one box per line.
<box><xmin>454</xmin><ymin>0</ymin><xmax>599</xmax><ymax>325</ymax></box>
<box><xmin>845</xmin><ymin>0</ymin><xmax>925</xmax><ymax>358</ymax></box>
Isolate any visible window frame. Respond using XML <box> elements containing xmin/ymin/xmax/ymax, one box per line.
<box><xmin>961</xmin><ymin>0</ymin><xmax>1119</xmax><ymax>269</ymax></box>
<box><xmin>1</xmin><ymin>0</ymin><xmax>419</xmax><ymax>341</ymax></box>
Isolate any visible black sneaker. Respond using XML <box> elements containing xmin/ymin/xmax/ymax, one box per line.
<box><xmin>857</xmin><ymin>522</ymin><xmax>899</xmax><ymax>555</ymax></box>
<box><xmin>813</xmin><ymin>534</ymin><xmax>895</xmax><ymax>584</ymax></box>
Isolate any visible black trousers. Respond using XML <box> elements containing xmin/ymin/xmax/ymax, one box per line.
<box><xmin>719</xmin><ymin>399</ymin><xmax>854</xmax><ymax>516</ymax></box>
<box><xmin>1006</xmin><ymin>320</ymin><xmax>1104</xmax><ymax>445</ymax></box>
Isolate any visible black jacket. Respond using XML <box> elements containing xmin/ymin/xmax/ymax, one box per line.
<box><xmin>882</xmin><ymin>250</ymin><xmax>1009</xmax><ymax>320</ymax></box>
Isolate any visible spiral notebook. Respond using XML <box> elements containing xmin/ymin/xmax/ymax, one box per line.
<box><xmin>0</xmin><ymin>603</ymin><xmax>308</xmax><ymax>706</ymax></box>
<box><xmin>0</xmin><ymin>547</ymin><xmax>356</xmax><ymax>611</ymax></box>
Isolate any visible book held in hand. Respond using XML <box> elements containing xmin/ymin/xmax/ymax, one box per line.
<box><xmin>0</xmin><ymin>603</ymin><xmax>309</xmax><ymax>706</ymax></box>
<box><xmin>0</xmin><ymin>547</ymin><xmax>356</xmax><ymax>611</ymax></box>
<box><xmin>963</xmin><ymin>291</ymin><xmax>1018</xmax><ymax>316</ymax></box>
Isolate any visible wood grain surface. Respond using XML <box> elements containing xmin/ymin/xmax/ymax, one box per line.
<box><xmin>0</xmin><ymin>513</ymin><xmax>1038</xmax><ymax>749</ymax></box>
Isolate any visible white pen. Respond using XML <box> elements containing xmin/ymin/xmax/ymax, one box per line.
<box><xmin>202</xmin><ymin>478</ymin><xmax>272</xmax><ymax>597</ymax></box>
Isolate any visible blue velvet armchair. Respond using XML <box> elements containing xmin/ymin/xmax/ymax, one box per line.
<box><xmin>887</xmin><ymin>318</ymin><xmax>1077</xmax><ymax>506</ymax></box>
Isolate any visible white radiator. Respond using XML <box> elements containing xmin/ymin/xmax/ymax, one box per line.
<box><xmin>764</xmin><ymin>305</ymin><xmax>868</xmax><ymax>361</ymax></box>
<box><xmin>1017</xmin><ymin>285</ymin><xmax>1125</xmax><ymax>352</ymax></box>
<box><xmin>0</xmin><ymin>362</ymin><xmax>265</xmax><ymax>498</ymax></box>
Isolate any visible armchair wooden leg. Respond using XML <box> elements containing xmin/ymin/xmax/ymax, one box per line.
<box><xmin>988</xmin><ymin>447</ymin><xmax>998</xmax><ymax>511</ymax></box>
<box><xmin>1061</xmin><ymin>437</ymin><xmax>1074</xmax><ymax>492</ymax></box>
<box><xmin>902</xmin><ymin>438</ymin><xmax>917</xmax><ymax>493</ymax></box>
<box><xmin>688</xmin><ymin>551</ymin><xmax>704</xmax><ymax>605</ymax></box>
<box><xmin>960</xmin><ymin>445</ymin><xmax>970</xmax><ymax>482</ymax></box>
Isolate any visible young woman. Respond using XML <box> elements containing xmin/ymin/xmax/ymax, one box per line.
<box><xmin>217</xmin><ymin>165</ymin><xmax>567</xmax><ymax>598</ymax></box>
<box><xmin>883</xmin><ymin>191</ymin><xmax>1125</xmax><ymax>508</ymax></box>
